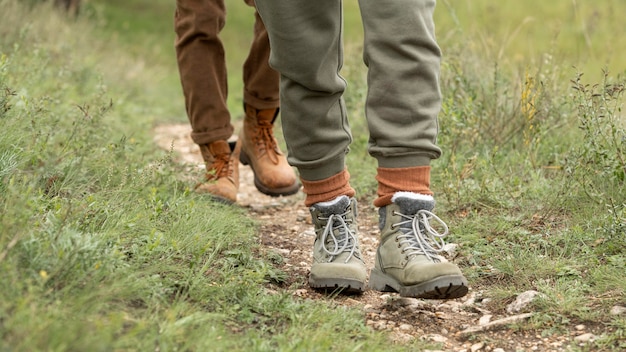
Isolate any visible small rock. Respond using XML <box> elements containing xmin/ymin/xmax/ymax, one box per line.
<box><xmin>575</xmin><ymin>324</ymin><xmax>586</xmax><ymax>331</ymax></box>
<box><xmin>493</xmin><ymin>349</ymin><xmax>505</xmax><ymax>352</ymax></box>
<box><xmin>461</xmin><ymin>292</ymin><xmax>477</xmax><ymax>306</ymax></box>
<box><xmin>549</xmin><ymin>341</ymin><xmax>563</xmax><ymax>348</ymax></box>
<box><xmin>391</xmin><ymin>332</ymin><xmax>414</xmax><ymax>344</ymax></box>
<box><xmin>478</xmin><ymin>315</ymin><xmax>492</xmax><ymax>325</ymax></box>
<box><xmin>437</xmin><ymin>302</ymin><xmax>452</xmax><ymax>310</ymax></box>
<box><xmin>574</xmin><ymin>333</ymin><xmax>595</xmax><ymax>342</ymax></box>
<box><xmin>399</xmin><ymin>323</ymin><xmax>412</xmax><ymax>331</ymax></box>
<box><xmin>470</xmin><ymin>342</ymin><xmax>485</xmax><ymax>351</ymax></box>
<box><xmin>443</xmin><ymin>242</ymin><xmax>459</xmax><ymax>257</ymax></box>
<box><xmin>422</xmin><ymin>334</ymin><xmax>448</xmax><ymax>343</ymax></box>
<box><xmin>393</xmin><ymin>297</ymin><xmax>420</xmax><ymax>307</ymax></box>
<box><xmin>435</xmin><ymin>311</ymin><xmax>448</xmax><ymax>319</ymax></box>
<box><xmin>374</xmin><ymin>321</ymin><xmax>388</xmax><ymax>330</ymax></box>
<box><xmin>293</xmin><ymin>289</ymin><xmax>307</xmax><ymax>297</ymax></box>
<box><xmin>506</xmin><ymin>290</ymin><xmax>545</xmax><ymax>313</ymax></box>
<box><xmin>610</xmin><ymin>305</ymin><xmax>626</xmax><ymax>316</ymax></box>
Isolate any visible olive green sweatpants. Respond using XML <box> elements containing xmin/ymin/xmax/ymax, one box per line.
<box><xmin>255</xmin><ymin>0</ymin><xmax>443</xmax><ymax>181</ymax></box>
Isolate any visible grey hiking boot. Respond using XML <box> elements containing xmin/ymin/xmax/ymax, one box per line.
<box><xmin>309</xmin><ymin>195</ymin><xmax>367</xmax><ymax>293</ymax></box>
<box><xmin>369</xmin><ymin>192</ymin><xmax>468</xmax><ymax>299</ymax></box>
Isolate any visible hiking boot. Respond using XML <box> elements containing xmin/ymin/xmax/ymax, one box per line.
<box><xmin>196</xmin><ymin>140</ymin><xmax>240</xmax><ymax>204</ymax></box>
<box><xmin>369</xmin><ymin>192</ymin><xmax>468</xmax><ymax>299</ymax></box>
<box><xmin>239</xmin><ymin>104</ymin><xmax>300</xmax><ymax>197</ymax></box>
<box><xmin>309</xmin><ymin>195</ymin><xmax>367</xmax><ymax>293</ymax></box>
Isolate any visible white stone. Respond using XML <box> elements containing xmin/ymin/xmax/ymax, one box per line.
<box><xmin>470</xmin><ymin>342</ymin><xmax>485</xmax><ymax>351</ymax></box>
<box><xmin>399</xmin><ymin>323</ymin><xmax>412</xmax><ymax>331</ymax></box>
<box><xmin>422</xmin><ymin>334</ymin><xmax>448</xmax><ymax>343</ymax></box>
<box><xmin>506</xmin><ymin>290</ymin><xmax>545</xmax><ymax>313</ymax></box>
<box><xmin>478</xmin><ymin>315</ymin><xmax>492</xmax><ymax>325</ymax></box>
<box><xmin>610</xmin><ymin>305</ymin><xmax>626</xmax><ymax>315</ymax></box>
<box><xmin>574</xmin><ymin>333</ymin><xmax>595</xmax><ymax>342</ymax></box>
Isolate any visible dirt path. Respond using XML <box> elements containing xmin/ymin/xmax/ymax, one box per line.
<box><xmin>153</xmin><ymin>123</ymin><xmax>585</xmax><ymax>352</ymax></box>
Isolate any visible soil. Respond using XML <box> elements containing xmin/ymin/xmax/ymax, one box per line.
<box><xmin>153</xmin><ymin>123</ymin><xmax>601</xmax><ymax>352</ymax></box>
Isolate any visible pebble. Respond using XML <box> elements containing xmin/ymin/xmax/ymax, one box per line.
<box><xmin>391</xmin><ymin>332</ymin><xmax>414</xmax><ymax>344</ymax></box>
<box><xmin>506</xmin><ymin>290</ymin><xmax>545</xmax><ymax>313</ymax></box>
<box><xmin>470</xmin><ymin>342</ymin><xmax>485</xmax><ymax>351</ymax></box>
<box><xmin>574</xmin><ymin>333</ymin><xmax>595</xmax><ymax>342</ymax></box>
<box><xmin>443</xmin><ymin>242</ymin><xmax>458</xmax><ymax>257</ymax></box>
<box><xmin>478</xmin><ymin>314</ymin><xmax>492</xmax><ymax>325</ymax></box>
<box><xmin>610</xmin><ymin>305</ymin><xmax>626</xmax><ymax>315</ymax></box>
<box><xmin>399</xmin><ymin>323</ymin><xmax>412</xmax><ymax>331</ymax></box>
<box><xmin>422</xmin><ymin>333</ymin><xmax>447</xmax><ymax>343</ymax></box>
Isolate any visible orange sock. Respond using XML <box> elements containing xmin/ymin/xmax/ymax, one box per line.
<box><xmin>374</xmin><ymin>166</ymin><xmax>432</xmax><ymax>207</ymax></box>
<box><xmin>300</xmin><ymin>169</ymin><xmax>356</xmax><ymax>207</ymax></box>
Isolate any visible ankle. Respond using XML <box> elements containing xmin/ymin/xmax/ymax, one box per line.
<box><xmin>301</xmin><ymin>170</ymin><xmax>355</xmax><ymax>207</ymax></box>
<box><xmin>374</xmin><ymin>166</ymin><xmax>432</xmax><ymax>207</ymax></box>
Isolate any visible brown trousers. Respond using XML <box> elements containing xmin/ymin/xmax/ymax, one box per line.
<box><xmin>174</xmin><ymin>0</ymin><xmax>279</xmax><ymax>145</ymax></box>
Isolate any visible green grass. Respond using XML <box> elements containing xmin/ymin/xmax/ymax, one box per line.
<box><xmin>1</xmin><ymin>0</ymin><xmax>625</xmax><ymax>351</ymax></box>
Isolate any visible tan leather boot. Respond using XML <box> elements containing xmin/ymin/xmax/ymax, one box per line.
<box><xmin>240</xmin><ymin>104</ymin><xmax>300</xmax><ymax>196</ymax></box>
<box><xmin>196</xmin><ymin>140</ymin><xmax>240</xmax><ymax>204</ymax></box>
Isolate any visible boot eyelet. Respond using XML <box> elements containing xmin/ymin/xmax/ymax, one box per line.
<box><xmin>405</xmin><ymin>255</ymin><xmax>409</xmax><ymax>260</ymax></box>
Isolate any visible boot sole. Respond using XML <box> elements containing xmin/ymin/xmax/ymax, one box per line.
<box><xmin>239</xmin><ymin>150</ymin><xmax>301</xmax><ymax>197</ymax></box>
<box><xmin>309</xmin><ymin>277</ymin><xmax>366</xmax><ymax>294</ymax></box>
<box><xmin>369</xmin><ymin>269</ymin><xmax>468</xmax><ymax>299</ymax></box>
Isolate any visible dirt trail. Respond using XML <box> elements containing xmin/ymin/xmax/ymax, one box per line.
<box><xmin>153</xmin><ymin>123</ymin><xmax>584</xmax><ymax>352</ymax></box>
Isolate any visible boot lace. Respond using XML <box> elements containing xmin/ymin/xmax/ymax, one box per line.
<box><xmin>206</xmin><ymin>152</ymin><xmax>232</xmax><ymax>181</ymax></box>
<box><xmin>392</xmin><ymin>209</ymin><xmax>449</xmax><ymax>263</ymax></box>
<box><xmin>318</xmin><ymin>210</ymin><xmax>359</xmax><ymax>263</ymax></box>
<box><xmin>254</xmin><ymin>120</ymin><xmax>280</xmax><ymax>164</ymax></box>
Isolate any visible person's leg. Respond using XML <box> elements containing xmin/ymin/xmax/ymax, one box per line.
<box><xmin>359</xmin><ymin>0</ymin><xmax>467</xmax><ymax>298</ymax></box>
<box><xmin>256</xmin><ymin>0</ymin><xmax>366</xmax><ymax>293</ymax></box>
<box><xmin>255</xmin><ymin>0</ymin><xmax>352</xmax><ymax>184</ymax></box>
<box><xmin>239</xmin><ymin>0</ymin><xmax>300</xmax><ymax>197</ymax></box>
<box><xmin>242</xmin><ymin>0</ymin><xmax>279</xmax><ymax>110</ymax></box>
<box><xmin>174</xmin><ymin>0</ymin><xmax>239</xmax><ymax>203</ymax></box>
<box><xmin>175</xmin><ymin>0</ymin><xmax>233</xmax><ymax>145</ymax></box>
